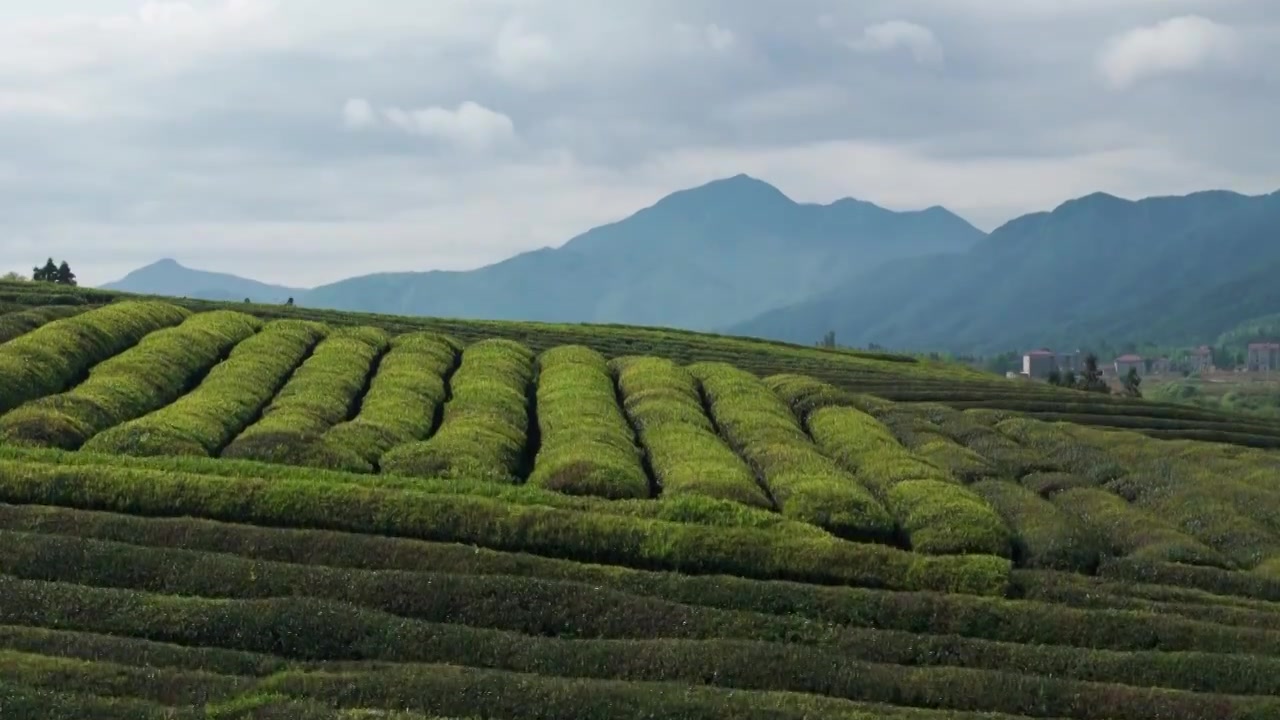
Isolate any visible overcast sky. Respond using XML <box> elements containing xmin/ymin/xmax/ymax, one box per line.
<box><xmin>2</xmin><ymin>0</ymin><xmax>1278</xmax><ymax>287</ymax></box>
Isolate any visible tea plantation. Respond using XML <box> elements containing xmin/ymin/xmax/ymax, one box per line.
<box><xmin>1</xmin><ymin>281</ymin><xmax>1279</xmax><ymax>719</ymax></box>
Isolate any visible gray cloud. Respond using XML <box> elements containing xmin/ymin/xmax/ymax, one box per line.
<box><xmin>1</xmin><ymin>0</ymin><xmax>1278</xmax><ymax>286</ymax></box>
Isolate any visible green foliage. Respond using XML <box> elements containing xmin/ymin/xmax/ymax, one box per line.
<box><xmin>0</xmin><ymin>300</ymin><xmax>190</xmax><ymax>413</ymax></box>
<box><xmin>82</xmin><ymin>319</ymin><xmax>328</xmax><ymax>457</ymax></box>
<box><xmin>612</xmin><ymin>355</ymin><xmax>770</xmax><ymax>508</ymax></box>
<box><xmin>971</xmin><ymin>479</ymin><xmax>1101</xmax><ymax>571</ymax></box>
<box><xmin>381</xmin><ymin>338</ymin><xmax>534</xmax><ymax>481</ymax></box>
<box><xmin>526</xmin><ymin>346</ymin><xmax>649</xmax><ymax>499</ymax></box>
<box><xmin>321</xmin><ymin>331</ymin><xmax>461</xmax><ymax>472</ymax></box>
<box><xmin>0</xmin><ymin>305</ymin><xmax>86</xmax><ymax>344</ymax></box>
<box><xmin>690</xmin><ymin>361</ymin><xmax>895</xmax><ymax>541</ymax></box>
<box><xmin>0</xmin><ymin>458</ymin><xmax>1012</xmax><ymax>595</ymax></box>
<box><xmin>1051</xmin><ymin>488</ymin><xmax>1234</xmax><ymax>568</ymax></box>
<box><xmin>221</xmin><ymin>326</ymin><xmax>390</xmax><ymax>467</ymax></box>
<box><xmin>0</xmin><ymin>310</ymin><xmax>262</xmax><ymax>449</ymax></box>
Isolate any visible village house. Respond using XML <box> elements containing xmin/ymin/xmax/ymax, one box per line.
<box><xmin>1021</xmin><ymin>348</ymin><xmax>1080</xmax><ymax>380</ymax></box>
<box><xmin>1188</xmin><ymin>345</ymin><xmax>1214</xmax><ymax>373</ymax></box>
<box><xmin>1149</xmin><ymin>356</ymin><xmax>1172</xmax><ymax>375</ymax></box>
<box><xmin>1247</xmin><ymin>342</ymin><xmax>1280</xmax><ymax>372</ymax></box>
<box><xmin>1114</xmin><ymin>354</ymin><xmax>1144</xmax><ymax>377</ymax></box>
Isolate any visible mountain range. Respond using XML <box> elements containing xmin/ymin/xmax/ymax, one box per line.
<box><xmin>102</xmin><ymin>174</ymin><xmax>1280</xmax><ymax>355</ymax></box>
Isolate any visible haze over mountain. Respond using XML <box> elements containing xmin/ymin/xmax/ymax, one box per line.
<box><xmin>104</xmin><ymin>174</ymin><xmax>985</xmax><ymax>331</ymax></box>
<box><xmin>729</xmin><ymin>187</ymin><xmax>1280</xmax><ymax>354</ymax></box>
<box><xmin>102</xmin><ymin>259</ymin><xmax>304</xmax><ymax>304</ymax></box>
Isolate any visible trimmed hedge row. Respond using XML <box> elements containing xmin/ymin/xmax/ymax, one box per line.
<box><xmin>995</xmin><ymin>418</ymin><xmax>1126</xmax><ymax>484</ymax></box>
<box><xmin>971</xmin><ymin>480</ymin><xmax>1101</xmax><ymax>572</ymax></box>
<box><xmin>611</xmin><ymin>356</ymin><xmax>770</xmax><ymax>509</ymax></box>
<box><xmin>1051</xmin><ymin>488</ymin><xmax>1234</xmax><ymax>569</ymax></box>
<box><xmin>0</xmin><ymin>459</ymin><xmax>1012</xmax><ymax>595</ymax></box>
<box><xmin>0</xmin><ymin>679</ymin><xmax>196</xmax><ymax>720</ymax></box>
<box><xmin>0</xmin><ymin>300</ymin><xmax>190</xmax><ymax>413</ymax></box>
<box><xmin>805</xmin><ymin>407</ymin><xmax>1013</xmax><ymax>558</ymax></box>
<box><xmin>81</xmin><ymin>320</ymin><xmax>329</xmax><ymax>458</ymax></box>
<box><xmin>0</xmin><ymin>310</ymin><xmax>263</xmax><ymax>450</ymax></box>
<box><xmin>0</xmin><ymin>447</ymin><xmax>830</xmax><ymax>538</ymax></box>
<box><xmin>320</xmin><ymin>331</ymin><xmax>461</xmax><ymax>473</ymax></box>
<box><xmin>4</xmin><ymin>503</ymin><xmax>1275</xmax><ymax>657</ymax></box>
<box><xmin>526</xmin><ymin>346</ymin><xmax>649</xmax><ymax>499</ymax></box>
<box><xmin>1099</xmin><ymin>557</ymin><xmax>1280</xmax><ymax>603</ymax></box>
<box><xmin>381</xmin><ymin>338</ymin><xmax>533</xmax><ymax>482</ymax></box>
<box><xmin>691</xmin><ymin>362</ymin><xmax>894</xmax><ymax>541</ymax></box>
<box><xmin>9</xmin><ymin>529</ymin><xmax>1280</xmax><ymax>699</ymax></box>
<box><xmin>0</xmin><ymin>648</ymin><xmax>249</xmax><ymax>707</ymax></box>
<box><xmin>221</xmin><ymin>326</ymin><xmax>390</xmax><ymax>467</ymax></box>
<box><xmin>0</xmin><ymin>305</ymin><xmax>86</xmax><ymax>344</ymax></box>
<box><xmin>2</xmin><ymin>573</ymin><xmax>1276</xmax><ymax>720</ymax></box>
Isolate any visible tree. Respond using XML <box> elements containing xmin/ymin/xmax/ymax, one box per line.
<box><xmin>1062</xmin><ymin>370</ymin><xmax>1077</xmax><ymax>388</ymax></box>
<box><xmin>285</xmin><ymin>297</ymin><xmax>294</xmax><ymax>306</ymax></box>
<box><xmin>1</xmin><ymin>271</ymin><xmax>26</xmax><ymax>282</ymax></box>
<box><xmin>1075</xmin><ymin>353</ymin><xmax>1110</xmax><ymax>394</ymax></box>
<box><xmin>816</xmin><ymin>330</ymin><xmax>836</xmax><ymax>349</ymax></box>
<box><xmin>1046</xmin><ymin>368</ymin><xmax>1062</xmax><ymax>386</ymax></box>
<box><xmin>32</xmin><ymin>258</ymin><xmax>57</xmax><ymax>282</ymax></box>
<box><xmin>1122</xmin><ymin>367</ymin><xmax>1142</xmax><ymax>398</ymax></box>
<box><xmin>55</xmin><ymin>261</ymin><xmax>76</xmax><ymax>286</ymax></box>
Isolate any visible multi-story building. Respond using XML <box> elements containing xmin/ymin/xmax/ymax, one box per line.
<box><xmin>1247</xmin><ymin>342</ymin><xmax>1280</xmax><ymax>372</ymax></box>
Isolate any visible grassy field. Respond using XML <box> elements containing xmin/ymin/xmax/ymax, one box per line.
<box><xmin>1</xmin><ymin>280</ymin><xmax>1279</xmax><ymax>719</ymax></box>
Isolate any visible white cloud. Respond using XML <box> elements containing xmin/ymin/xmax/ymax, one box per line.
<box><xmin>1098</xmin><ymin>15</ymin><xmax>1237</xmax><ymax>89</ymax></box>
<box><xmin>342</xmin><ymin>98</ymin><xmax>517</xmax><ymax>151</ymax></box>
<box><xmin>341</xmin><ymin>98</ymin><xmax>377</xmax><ymax>129</ymax></box>
<box><xmin>848</xmin><ymin>21</ymin><xmax>944</xmax><ymax>67</ymax></box>
<box><xmin>706</xmin><ymin>23</ymin><xmax>736</xmax><ymax>52</ymax></box>
<box><xmin>490</xmin><ymin>16</ymin><xmax>558</xmax><ymax>89</ymax></box>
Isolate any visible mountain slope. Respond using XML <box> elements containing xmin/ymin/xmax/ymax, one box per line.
<box><xmin>299</xmin><ymin>174</ymin><xmax>986</xmax><ymax>330</ymax></box>
<box><xmin>729</xmin><ymin>188</ymin><xmax>1280</xmax><ymax>353</ymax></box>
<box><xmin>101</xmin><ymin>259</ymin><xmax>304</xmax><ymax>304</ymax></box>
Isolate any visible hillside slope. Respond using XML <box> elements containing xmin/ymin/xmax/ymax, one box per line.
<box><xmin>731</xmin><ymin>188</ymin><xmax>1280</xmax><ymax>353</ymax></box>
<box><xmin>2</xmin><ymin>283</ymin><xmax>1280</xmax><ymax>718</ymax></box>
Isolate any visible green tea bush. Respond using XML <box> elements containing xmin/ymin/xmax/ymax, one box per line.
<box><xmin>1099</xmin><ymin>557</ymin><xmax>1280</xmax><ymax>603</ymax></box>
<box><xmin>0</xmin><ymin>648</ymin><xmax>250</xmax><ymax>707</ymax></box>
<box><xmin>611</xmin><ymin>356</ymin><xmax>770</xmax><ymax>509</ymax></box>
<box><xmin>1020</xmin><ymin>472</ymin><xmax>1094</xmax><ymax>496</ymax></box>
<box><xmin>910</xmin><ymin>433</ymin><xmax>996</xmax><ymax>482</ymax></box>
<box><xmin>0</xmin><ymin>310</ymin><xmax>262</xmax><ymax>449</ymax></box>
<box><xmin>996</xmin><ymin>418</ymin><xmax>1126</xmax><ymax>484</ymax></box>
<box><xmin>526</xmin><ymin>345</ymin><xmax>649</xmax><ymax>499</ymax></box>
<box><xmin>0</xmin><ymin>459</ymin><xmax>1011</xmax><ymax>595</ymax></box>
<box><xmin>82</xmin><ymin>320</ymin><xmax>328</xmax><ymax>458</ymax></box>
<box><xmin>221</xmin><ymin>326</ymin><xmax>390</xmax><ymax>467</ymax></box>
<box><xmin>381</xmin><ymin>338</ymin><xmax>534</xmax><ymax>482</ymax></box>
<box><xmin>0</xmin><ymin>301</ymin><xmax>189</xmax><ymax>413</ymax></box>
<box><xmin>1052</xmin><ymin>488</ymin><xmax>1234</xmax><ymax>568</ymax></box>
<box><xmin>806</xmin><ymin>407</ymin><xmax>1011</xmax><ymax>557</ymax></box>
<box><xmin>0</xmin><ymin>305</ymin><xmax>86</xmax><ymax>343</ymax></box>
<box><xmin>971</xmin><ymin>479</ymin><xmax>1101</xmax><ymax>572</ymax></box>
<box><xmin>321</xmin><ymin>332</ymin><xmax>460</xmax><ymax>472</ymax></box>
<box><xmin>690</xmin><ymin>362</ymin><xmax>894</xmax><ymax>542</ymax></box>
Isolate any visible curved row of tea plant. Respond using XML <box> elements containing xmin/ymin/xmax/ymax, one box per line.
<box><xmin>0</xmin><ymin>310</ymin><xmax>263</xmax><ymax>449</ymax></box>
<box><xmin>221</xmin><ymin>326</ymin><xmax>390</xmax><ymax>467</ymax></box>
<box><xmin>526</xmin><ymin>346</ymin><xmax>650</xmax><ymax>499</ymax></box>
<box><xmin>692</xmin><ymin>362</ymin><xmax>894</xmax><ymax>542</ymax></box>
<box><xmin>381</xmin><ymin>338</ymin><xmax>534</xmax><ymax>481</ymax></box>
<box><xmin>612</xmin><ymin>355</ymin><xmax>770</xmax><ymax>508</ymax></box>
<box><xmin>0</xmin><ymin>305</ymin><xmax>86</xmax><ymax>344</ymax></box>
<box><xmin>82</xmin><ymin>320</ymin><xmax>328</xmax><ymax>458</ymax></box>
<box><xmin>0</xmin><ymin>300</ymin><xmax>189</xmax><ymax>413</ymax></box>
<box><xmin>318</xmin><ymin>331</ymin><xmax>461</xmax><ymax>473</ymax></box>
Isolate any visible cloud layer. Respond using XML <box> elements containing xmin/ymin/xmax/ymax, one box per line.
<box><xmin>1</xmin><ymin>0</ymin><xmax>1277</xmax><ymax>286</ymax></box>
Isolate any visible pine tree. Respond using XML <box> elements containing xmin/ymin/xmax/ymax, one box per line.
<box><xmin>1122</xmin><ymin>367</ymin><xmax>1142</xmax><ymax>397</ymax></box>
<box><xmin>55</xmin><ymin>261</ymin><xmax>76</xmax><ymax>286</ymax></box>
<box><xmin>32</xmin><ymin>258</ymin><xmax>57</xmax><ymax>282</ymax></box>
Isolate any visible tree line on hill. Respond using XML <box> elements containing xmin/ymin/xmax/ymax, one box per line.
<box><xmin>5</xmin><ymin>258</ymin><xmax>78</xmax><ymax>286</ymax></box>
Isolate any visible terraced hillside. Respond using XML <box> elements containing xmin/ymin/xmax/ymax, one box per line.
<box><xmin>1</xmin><ymin>284</ymin><xmax>1279</xmax><ymax>719</ymax></box>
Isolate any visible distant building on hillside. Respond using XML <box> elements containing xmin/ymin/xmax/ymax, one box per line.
<box><xmin>1021</xmin><ymin>348</ymin><xmax>1080</xmax><ymax>379</ymax></box>
<box><xmin>1247</xmin><ymin>342</ymin><xmax>1280</xmax><ymax>372</ymax></box>
<box><xmin>1188</xmin><ymin>345</ymin><xmax>1214</xmax><ymax>372</ymax></box>
<box><xmin>1114</xmin><ymin>354</ymin><xmax>1144</xmax><ymax>377</ymax></box>
<box><xmin>1149</xmin><ymin>356</ymin><xmax>1172</xmax><ymax>375</ymax></box>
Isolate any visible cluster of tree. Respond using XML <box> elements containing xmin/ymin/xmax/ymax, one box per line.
<box><xmin>30</xmin><ymin>258</ymin><xmax>76</xmax><ymax>286</ymax></box>
<box><xmin>1045</xmin><ymin>353</ymin><xmax>1113</xmax><ymax>395</ymax></box>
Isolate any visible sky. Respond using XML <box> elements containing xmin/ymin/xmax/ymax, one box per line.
<box><xmin>2</xmin><ymin>0</ymin><xmax>1278</xmax><ymax>287</ymax></box>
